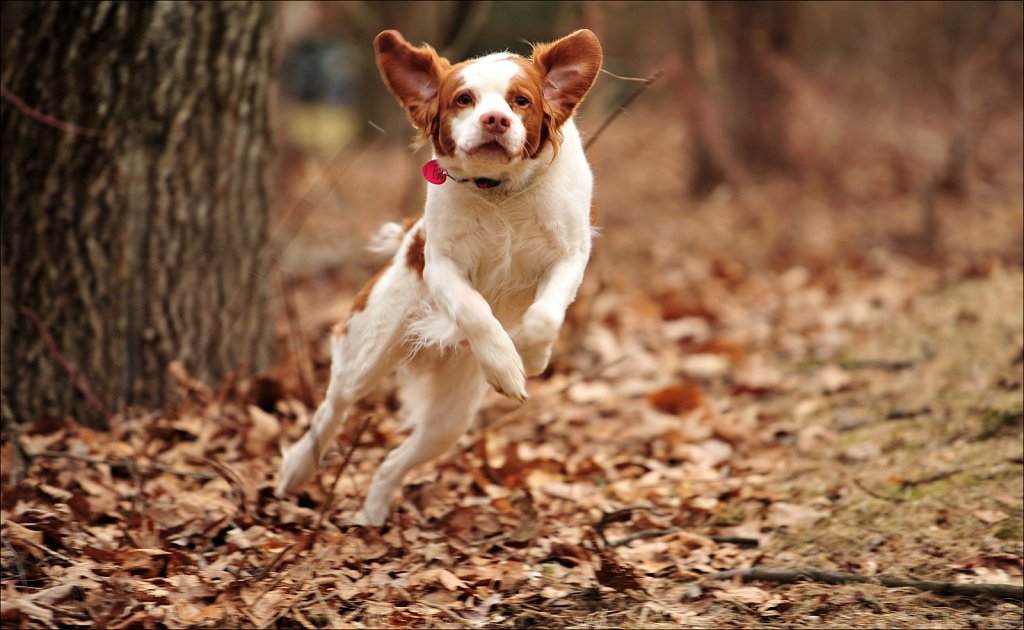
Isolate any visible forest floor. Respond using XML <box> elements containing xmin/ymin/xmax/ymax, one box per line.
<box><xmin>2</xmin><ymin>105</ymin><xmax>1023</xmax><ymax>627</ymax></box>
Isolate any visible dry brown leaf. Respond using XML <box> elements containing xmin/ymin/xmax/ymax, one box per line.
<box><xmin>679</xmin><ymin>354</ymin><xmax>730</xmax><ymax>379</ymax></box>
<box><xmin>818</xmin><ymin>364</ymin><xmax>852</xmax><ymax>393</ymax></box>
<box><xmin>246</xmin><ymin>405</ymin><xmax>281</xmax><ymax>455</ymax></box>
<box><xmin>972</xmin><ymin>508</ymin><xmax>1009</xmax><ymax>524</ymax></box>
<box><xmin>712</xmin><ymin>584</ymin><xmax>772</xmax><ymax>605</ymax></box>
<box><xmin>595</xmin><ymin>550</ymin><xmax>645</xmax><ymax>592</ymax></box>
<box><xmin>647</xmin><ymin>383</ymin><xmax>705</xmax><ymax>414</ymax></box>
<box><xmin>767</xmin><ymin>502</ymin><xmax>829</xmax><ymax>528</ymax></box>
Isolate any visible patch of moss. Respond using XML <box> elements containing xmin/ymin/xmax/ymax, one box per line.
<box><xmin>976</xmin><ymin>408</ymin><xmax>1024</xmax><ymax>441</ymax></box>
<box><xmin>993</xmin><ymin>520</ymin><xmax>1023</xmax><ymax>542</ymax></box>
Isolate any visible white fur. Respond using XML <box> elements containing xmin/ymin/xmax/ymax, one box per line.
<box><xmin>276</xmin><ymin>45</ymin><xmax>595</xmax><ymax>527</ymax></box>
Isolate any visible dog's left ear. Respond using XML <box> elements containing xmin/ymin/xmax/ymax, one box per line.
<box><xmin>375</xmin><ymin>30</ymin><xmax>451</xmax><ymax>133</ymax></box>
<box><xmin>532</xmin><ymin>30</ymin><xmax>603</xmax><ymax>126</ymax></box>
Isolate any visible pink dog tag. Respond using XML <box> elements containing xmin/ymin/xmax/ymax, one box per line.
<box><xmin>422</xmin><ymin>160</ymin><xmax>447</xmax><ymax>185</ymax></box>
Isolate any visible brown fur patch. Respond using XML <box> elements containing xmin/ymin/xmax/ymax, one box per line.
<box><xmin>506</xmin><ymin>59</ymin><xmax>558</xmax><ymax>159</ymax></box>
<box><xmin>531</xmin><ymin>30</ymin><xmax>603</xmax><ymax>127</ymax></box>
<box><xmin>401</xmin><ymin>214</ymin><xmax>422</xmax><ymax>232</ymax></box>
<box><xmin>374</xmin><ymin>30</ymin><xmax>452</xmax><ymax>149</ymax></box>
<box><xmin>348</xmin><ymin>265</ymin><xmax>389</xmax><ymax>317</ymax></box>
<box><xmin>590</xmin><ymin>202</ymin><xmax>598</xmax><ymax>226</ymax></box>
<box><xmin>406</xmin><ymin>227</ymin><xmax>426</xmax><ymax>278</ymax></box>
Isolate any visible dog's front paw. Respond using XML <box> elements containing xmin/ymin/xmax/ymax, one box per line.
<box><xmin>478</xmin><ymin>340</ymin><xmax>528</xmax><ymax>402</ymax></box>
<box><xmin>518</xmin><ymin>341</ymin><xmax>553</xmax><ymax>377</ymax></box>
<box><xmin>275</xmin><ymin>434</ymin><xmax>320</xmax><ymax>497</ymax></box>
<box><xmin>514</xmin><ymin>306</ymin><xmax>561</xmax><ymax>377</ymax></box>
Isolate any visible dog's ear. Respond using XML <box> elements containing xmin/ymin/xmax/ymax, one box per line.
<box><xmin>374</xmin><ymin>30</ymin><xmax>450</xmax><ymax>133</ymax></box>
<box><xmin>532</xmin><ymin>30</ymin><xmax>603</xmax><ymax>127</ymax></box>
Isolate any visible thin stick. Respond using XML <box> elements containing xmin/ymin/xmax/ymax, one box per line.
<box><xmin>584</xmin><ymin>69</ymin><xmax>666</xmax><ymax>153</ymax></box>
<box><xmin>702</xmin><ymin>567</ymin><xmax>1024</xmax><ymax>601</ymax></box>
<box><xmin>1</xmin><ymin>535</ymin><xmax>28</xmax><ymax>586</ymax></box>
<box><xmin>313</xmin><ymin>414</ymin><xmax>374</xmax><ymax>544</ymax></box>
<box><xmin>20</xmin><ymin>306</ymin><xmax>112</xmax><ymax>423</ymax></box>
<box><xmin>852</xmin><ymin>476</ymin><xmax>907</xmax><ymax>503</ymax></box>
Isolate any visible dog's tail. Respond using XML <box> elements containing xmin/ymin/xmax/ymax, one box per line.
<box><xmin>366</xmin><ymin>221</ymin><xmax>406</xmax><ymax>258</ymax></box>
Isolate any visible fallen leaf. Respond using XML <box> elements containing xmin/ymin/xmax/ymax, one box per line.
<box><xmin>595</xmin><ymin>550</ymin><xmax>645</xmax><ymax>592</ymax></box>
<box><xmin>972</xmin><ymin>508</ymin><xmax>1009</xmax><ymax>524</ymax></box>
<box><xmin>679</xmin><ymin>354</ymin><xmax>730</xmax><ymax>379</ymax></box>
<box><xmin>713</xmin><ymin>585</ymin><xmax>771</xmax><ymax>605</ymax></box>
<box><xmin>818</xmin><ymin>365</ymin><xmax>852</xmax><ymax>393</ymax></box>
<box><xmin>768</xmin><ymin>502</ymin><xmax>829</xmax><ymax>528</ymax></box>
<box><xmin>247</xmin><ymin>405</ymin><xmax>281</xmax><ymax>455</ymax></box>
<box><xmin>647</xmin><ymin>383</ymin><xmax>704</xmax><ymax>414</ymax></box>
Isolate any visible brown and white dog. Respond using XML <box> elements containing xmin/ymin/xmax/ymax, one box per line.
<box><xmin>276</xmin><ymin>29</ymin><xmax>603</xmax><ymax>526</ymax></box>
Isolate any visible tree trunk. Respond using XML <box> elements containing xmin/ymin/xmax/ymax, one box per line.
<box><xmin>1</xmin><ymin>1</ymin><xmax>276</xmax><ymax>427</ymax></box>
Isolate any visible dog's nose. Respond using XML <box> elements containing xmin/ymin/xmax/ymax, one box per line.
<box><xmin>479</xmin><ymin>111</ymin><xmax>511</xmax><ymax>134</ymax></box>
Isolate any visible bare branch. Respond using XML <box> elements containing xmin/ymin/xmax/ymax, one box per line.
<box><xmin>584</xmin><ymin>69</ymin><xmax>666</xmax><ymax>153</ymax></box>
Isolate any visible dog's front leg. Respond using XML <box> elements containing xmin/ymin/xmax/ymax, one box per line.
<box><xmin>425</xmin><ymin>256</ymin><xmax>528</xmax><ymax>402</ymax></box>
<box><xmin>515</xmin><ymin>253</ymin><xmax>589</xmax><ymax>376</ymax></box>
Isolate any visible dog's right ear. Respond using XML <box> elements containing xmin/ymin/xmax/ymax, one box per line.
<box><xmin>374</xmin><ymin>30</ymin><xmax>450</xmax><ymax>134</ymax></box>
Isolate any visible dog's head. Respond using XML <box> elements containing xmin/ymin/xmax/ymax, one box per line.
<box><xmin>374</xmin><ymin>29</ymin><xmax>602</xmax><ymax>176</ymax></box>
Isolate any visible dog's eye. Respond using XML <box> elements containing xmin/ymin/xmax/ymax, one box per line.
<box><xmin>456</xmin><ymin>94</ymin><xmax>473</xmax><ymax>106</ymax></box>
<box><xmin>513</xmin><ymin>95</ymin><xmax>529</xmax><ymax>107</ymax></box>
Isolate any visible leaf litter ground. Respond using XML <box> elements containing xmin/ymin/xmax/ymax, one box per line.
<box><xmin>3</xmin><ymin>107</ymin><xmax>1023</xmax><ymax>627</ymax></box>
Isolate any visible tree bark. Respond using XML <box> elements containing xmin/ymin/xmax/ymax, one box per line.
<box><xmin>1</xmin><ymin>1</ymin><xmax>276</xmax><ymax>426</ymax></box>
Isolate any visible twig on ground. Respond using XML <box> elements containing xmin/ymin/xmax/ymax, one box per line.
<box><xmin>29</xmin><ymin>450</ymin><xmax>218</xmax><ymax>480</ymax></box>
<box><xmin>584</xmin><ymin>69</ymin><xmax>666</xmax><ymax>153</ymax></box>
<box><xmin>313</xmin><ymin>414</ymin><xmax>375</xmax><ymax>545</ymax></box>
<box><xmin>1</xmin><ymin>535</ymin><xmax>28</xmax><ymax>586</ymax></box>
<box><xmin>607</xmin><ymin>528</ymin><xmax>681</xmax><ymax>548</ymax></box>
<box><xmin>885</xmin><ymin>406</ymin><xmax>933</xmax><ymax>421</ymax></box>
<box><xmin>708</xmin><ymin>536</ymin><xmax>760</xmax><ymax>548</ymax></box>
<box><xmin>900</xmin><ymin>467</ymin><xmax>966</xmax><ymax>489</ymax></box>
<box><xmin>703</xmin><ymin>567</ymin><xmax>1024</xmax><ymax>600</ymax></box>
<box><xmin>595</xmin><ymin>505</ymin><xmax>666</xmax><ymax>547</ymax></box>
<box><xmin>852</xmin><ymin>476</ymin><xmax>908</xmax><ymax>503</ymax></box>
<box><xmin>839</xmin><ymin>342</ymin><xmax>937</xmax><ymax>372</ymax></box>
<box><xmin>595</xmin><ymin>505</ymin><xmax>760</xmax><ymax>549</ymax></box>
<box><xmin>20</xmin><ymin>306</ymin><xmax>112</xmax><ymax>424</ymax></box>
<box><xmin>251</xmin><ymin>542</ymin><xmax>296</xmax><ymax>583</ymax></box>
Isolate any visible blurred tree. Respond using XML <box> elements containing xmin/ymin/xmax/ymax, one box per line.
<box><xmin>675</xmin><ymin>1</ymin><xmax>798</xmax><ymax>196</ymax></box>
<box><xmin>1</xmin><ymin>1</ymin><xmax>275</xmax><ymax>427</ymax></box>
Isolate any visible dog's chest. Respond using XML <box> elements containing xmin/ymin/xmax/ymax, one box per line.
<box><xmin>440</xmin><ymin>202</ymin><xmax>564</xmax><ymax>301</ymax></box>
<box><xmin>473</xmin><ymin>212</ymin><xmax>559</xmax><ymax>287</ymax></box>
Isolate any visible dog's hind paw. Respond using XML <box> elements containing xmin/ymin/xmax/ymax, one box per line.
<box><xmin>275</xmin><ymin>434</ymin><xmax>320</xmax><ymax>497</ymax></box>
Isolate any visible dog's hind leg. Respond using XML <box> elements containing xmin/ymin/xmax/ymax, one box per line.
<box><xmin>355</xmin><ymin>348</ymin><xmax>487</xmax><ymax>526</ymax></box>
<box><xmin>275</xmin><ymin>263</ymin><xmax>418</xmax><ymax>497</ymax></box>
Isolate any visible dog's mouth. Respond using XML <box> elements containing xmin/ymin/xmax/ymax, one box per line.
<box><xmin>469</xmin><ymin>140</ymin><xmax>514</xmax><ymax>162</ymax></box>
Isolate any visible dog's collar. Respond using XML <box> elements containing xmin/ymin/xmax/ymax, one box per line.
<box><xmin>422</xmin><ymin>160</ymin><xmax>504</xmax><ymax>190</ymax></box>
